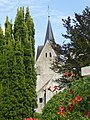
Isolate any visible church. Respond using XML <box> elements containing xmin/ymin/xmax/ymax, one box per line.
<box><xmin>36</xmin><ymin>15</ymin><xmax>61</xmax><ymax>113</ymax></box>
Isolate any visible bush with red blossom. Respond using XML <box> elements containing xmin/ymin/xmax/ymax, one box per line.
<box><xmin>42</xmin><ymin>77</ymin><xmax>90</xmax><ymax>120</ymax></box>
<box><xmin>24</xmin><ymin>118</ymin><xmax>38</xmax><ymax>120</ymax></box>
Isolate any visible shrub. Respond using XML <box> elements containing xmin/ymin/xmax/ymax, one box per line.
<box><xmin>34</xmin><ymin>112</ymin><xmax>42</xmax><ymax>120</ymax></box>
<box><xmin>42</xmin><ymin>77</ymin><xmax>90</xmax><ymax>120</ymax></box>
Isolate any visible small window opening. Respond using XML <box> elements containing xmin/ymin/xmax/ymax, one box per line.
<box><xmin>45</xmin><ymin>53</ymin><xmax>47</xmax><ymax>57</ymax></box>
<box><xmin>39</xmin><ymin>98</ymin><xmax>43</xmax><ymax>103</ymax></box>
<box><xmin>49</xmin><ymin>52</ymin><xmax>52</xmax><ymax>57</ymax></box>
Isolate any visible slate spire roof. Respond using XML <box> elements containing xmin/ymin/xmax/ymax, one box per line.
<box><xmin>44</xmin><ymin>16</ymin><xmax>55</xmax><ymax>44</ymax></box>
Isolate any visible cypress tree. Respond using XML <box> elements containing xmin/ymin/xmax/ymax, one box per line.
<box><xmin>25</xmin><ymin>7</ymin><xmax>35</xmax><ymax>57</ymax></box>
<box><xmin>24</xmin><ymin>7</ymin><xmax>37</xmax><ymax>116</ymax></box>
<box><xmin>0</xmin><ymin>26</ymin><xmax>4</xmax><ymax>88</ymax></box>
<box><xmin>0</xmin><ymin>25</ymin><xmax>4</xmax><ymax>46</ymax></box>
<box><xmin>5</xmin><ymin>16</ymin><xmax>12</xmax><ymax>43</ymax></box>
<box><xmin>14</xmin><ymin>7</ymin><xmax>37</xmax><ymax>118</ymax></box>
<box><xmin>0</xmin><ymin>17</ymin><xmax>16</xmax><ymax>120</ymax></box>
<box><xmin>14</xmin><ymin>7</ymin><xmax>28</xmax><ymax>44</ymax></box>
<box><xmin>0</xmin><ymin>7</ymin><xmax>37</xmax><ymax>119</ymax></box>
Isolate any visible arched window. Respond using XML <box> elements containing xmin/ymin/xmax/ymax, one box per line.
<box><xmin>45</xmin><ymin>53</ymin><xmax>47</xmax><ymax>57</ymax></box>
<box><xmin>49</xmin><ymin>52</ymin><xmax>52</xmax><ymax>57</ymax></box>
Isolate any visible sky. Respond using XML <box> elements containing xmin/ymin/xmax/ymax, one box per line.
<box><xmin>0</xmin><ymin>0</ymin><xmax>90</xmax><ymax>49</ymax></box>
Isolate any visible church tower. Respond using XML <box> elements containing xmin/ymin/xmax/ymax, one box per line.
<box><xmin>36</xmin><ymin>16</ymin><xmax>61</xmax><ymax>113</ymax></box>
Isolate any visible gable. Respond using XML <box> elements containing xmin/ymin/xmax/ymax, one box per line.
<box><xmin>36</xmin><ymin>40</ymin><xmax>57</xmax><ymax>62</ymax></box>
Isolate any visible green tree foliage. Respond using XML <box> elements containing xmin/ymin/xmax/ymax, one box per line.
<box><xmin>14</xmin><ymin>7</ymin><xmax>28</xmax><ymax>44</ymax></box>
<box><xmin>5</xmin><ymin>16</ymin><xmax>12</xmax><ymax>43</ymax></box>
<box><xmin>51</xmin><ymin>7</ymin><xmax>90</xmax><ymax>79</ymax></box>
<box><xmin>0</xmin><ymin>25</ymin><xmax>5</xmax><ymax>73</ymax></box>
<box><xmin>0</xmin><ymin>7</ymin><xmax>37</xmax><ymax>120</ymax></box>
<box><xmin>0</xmin><ymin>20</ymin><xmax>15</xmax><ymax>119</ymax></box>
<box><xmin>24</xmin><ymin>7</ymin><xmax>37</xmax><ymax>115</ymax></box>
<box><xmin>14</xmin><ymin>7</ymin><xmax>37</xmax><ymax>118</ymax></box>
<box><xmin>25</xmin><ymin>7</ymin><xmax>35</xmax><ymax>57</ymax></box>
<box><xmin>0</xmin><ymin>25</ymin><xmax>4</xmax><ymax>46</ymax></box>
<box><xmin>0</xmin><ymin>26</ymin><xmax>5</xmax><ymax>100</ymax></box>
<box><xmin>61</xmin><ymin>7</ymin><xmax>90</xmax><ymax>74</ymax></box>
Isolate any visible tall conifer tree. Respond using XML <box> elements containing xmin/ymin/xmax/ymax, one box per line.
<box><xmin>14</xmin><ymin>7</ymin><xmax>28</xmax><ymax>44</ymax></box>
<box><xmin>0</xmin><ymin>26</ymin><xmax>4</xmax><ymax>90</ymax></box>
<box><xmin>24</xmin><ymin>7</ymin><xmax>37</xmax><ymax>116</ymax></box>
<box><xmin>0</xmin><ymin>25</ymin><xmax>4</xmax><ymax>46</ymax></box>
<box><xmin>13</xmin><ymin>7</ymin><xmax>37</xmax><ymax>118</ymax></box>
<box><xmin>0</xmin><ymin>7</ymin><xmax>37</xmax><ymax>119</ymax></box>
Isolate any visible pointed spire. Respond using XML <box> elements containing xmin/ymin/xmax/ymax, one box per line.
<box><xmin>44</xmin><ymin>16</ymin><xmax>55</xmax><ymax>45</ymax></box>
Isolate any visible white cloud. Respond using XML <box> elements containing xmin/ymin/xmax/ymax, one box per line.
<box><xmin>30</xmin><ymin>0</ymin><xmax>50</xmax><ymax>5</ymax></box>
<box><xmin>52</xmin><ymin>15</ymin><xmax>68</xmax><ymax>25</ymax></box>
<box><xmin>0</xmin><ymin>0</ymin><xmax>9</xmax><ymax>4</ymax></box>
<box><xmin>52</xmin><ymin>13</ymin><xmax>74</xmax><ymax>25</ymax></box>
<box><xmin>0</xmin><ymin>0</ymin><xmax>17</xmax><ymax>12</ymax></box>
<box><xmin>33</xmin><ymin>10</ymin><xmax>47</xmax><ymax>18</ymax></box>
<box><xmin>0</xmin><ymin>0</ymin><xmax>15</xmax><ymax>6</ymax></box>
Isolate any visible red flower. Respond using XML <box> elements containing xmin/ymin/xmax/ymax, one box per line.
<box><xmin>69</xmin><ymin>98</ymin><xmax>75</xmax><ymax>105</ymax></box>
<box><xmin>71</xmin><ymin>72</ymin><xmax>75</xmax><ymax>77</ymax></box>
<box><xmin>24</xmin><ymin>118</ymin><xmax>33</xmax><ymax>120</ymax></box>
<box><xmin>67</xmin><ymin>104</ymin><xmax>74</xmax><ymax>111</ymax></box>
<box><xmin>58</xmin><ymin>106</ymin><xmax>65</xmax><ymax>117</ymax></box>
<box><xmin>53</xmin><ymin>86</ymin><xmax>58</xmax><ymax>92</ymax></box>
<box><xmin>29</xmin><ymin>118</ymin><xmax>33</xmax><ymax>120</ymax></box>
<box><xmin>75</xmin><ymin>95</ymin><xmax>83</xmax><ymax>102</ymax></box>
<box><xmin>70</xmin><ymin>89</ymin><xmax>74</xmax><ymax>95</ymax></box>
<box><xmin>48</xmin><ymin>86</ymin><xmax>52</xmax><ymax>92</ymax></box>
<box><xmin>59</xmin><ymin>106</ymin><xmax>64</xmax><ymax>112</ymax></box>
<box><xmin>64</xmin><ymin>72</ymin><xmax>68</xmax><ymax>77</ymax></box>
<box><xmin>24</xmin><ymin>118</ymin><xmax>38</xmax><ymax>120</ymax></box>
<box><xmin>57</xmin><ymin>111</ymin><xmax>65</xmax><ymax>117</ymax></box>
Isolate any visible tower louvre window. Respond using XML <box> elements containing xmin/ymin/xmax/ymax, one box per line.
<box><xmin>45</xmin><ymin>53</ymin><xmax>47</xmax><ymax>57</ymax></box>
<box><xmin>49</xmin><ymin>52</ymin><xmax>52</xmax><ymax>57</ymax></box>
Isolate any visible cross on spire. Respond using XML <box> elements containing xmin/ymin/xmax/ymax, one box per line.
<box><xmin>48</xmin><ymin>6</ymin><xmax>50</xmax><ymax>17</ymax></box>
<box><xmin>44</xmin><ymin>7</ymin><xmax>55</xmax><ymax>45</ymax></box>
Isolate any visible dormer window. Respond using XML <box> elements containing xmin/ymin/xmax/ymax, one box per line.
<box><xmin>45</xmin><ymin>53</ymin><xmax>47</xmax><ymax>57</ymax></box>
<box><xmin>49</xmin><ymin>52</ymin><xmax>52</xmax><ymax>57</ymax></box>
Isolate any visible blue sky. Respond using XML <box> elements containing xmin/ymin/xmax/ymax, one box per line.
<box><xmin>0</xmin><ymin>0</ymin><xmax>90</xmax><ymax>48</ymax></box>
